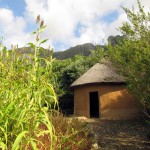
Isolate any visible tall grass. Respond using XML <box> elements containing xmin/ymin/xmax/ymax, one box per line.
<box><xmin>0</xmin><ymin>16</ymin><xmax>91</xmax><ymax>150</ymax></box>
<box><xmin>0</xmin><ymin>15</ymin><xmax>57</xmax><ymax>149</ymax></box>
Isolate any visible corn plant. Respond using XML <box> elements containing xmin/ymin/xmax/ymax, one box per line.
<box><xmin>0</xmin><ymin>15</ymin><xmax>57</xmax><ymax>150</ymax></box>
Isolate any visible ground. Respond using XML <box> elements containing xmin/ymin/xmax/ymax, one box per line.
<box><xmin>76</xmin><ymin>117</ymin><xmax>150</xmax><ymax>150</ymax></box>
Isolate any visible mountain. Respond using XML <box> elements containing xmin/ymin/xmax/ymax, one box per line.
<box><xmin>12</xmin><ymin>43</ymin><xmax>97</xmax><ymax>60</ymax></box>
<box><xmin>53</xmin><ymin>43</ymin><xmax>96</xmax><ymax>60</ymax></box>
<box><xmin>53</xmin><ymin>35</ymin><xmax>124</xmax><ymax>60</ymax></box>
<box><xmin>11</xmin><ymin>35</ymin><xmax>123</xmax><ymax>60</ymax></box>
<box><xmin>13</xmin><ymin>47</ymin><xmax>51</xmax><ymax>58</ymax></box>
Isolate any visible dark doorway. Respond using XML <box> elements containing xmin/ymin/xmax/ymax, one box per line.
<box><xmin>89</xmin><ymin>92</ymin><xmax>99</xmax><ymax>118</ymax></box>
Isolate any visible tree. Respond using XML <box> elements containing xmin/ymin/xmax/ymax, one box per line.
<box><xmin>52</xmin><ymin>46</ymin><xmax>105</xmax><ymax>113</ymax></box>
<box><xmin>109</xmin><ymin>0</ymin><xmax>150</xmax><ymax>119</ymax></box>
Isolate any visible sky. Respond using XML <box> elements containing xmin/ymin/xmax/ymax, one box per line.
<box><xmin>0</xmin><ymin>0</ymin><xmax>150</xmax><ymax>51</ymax></box>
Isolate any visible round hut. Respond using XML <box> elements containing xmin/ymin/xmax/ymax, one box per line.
<box><xmin>70</xmin><ymin>63</ymin><xmax>140</xmax><ymax>119</ymax></box>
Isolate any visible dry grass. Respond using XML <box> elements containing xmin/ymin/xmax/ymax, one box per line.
<box><xmin>34</xmin><ymin>112</ymin><xmax>92</xmax><ymax>150</ymax></box>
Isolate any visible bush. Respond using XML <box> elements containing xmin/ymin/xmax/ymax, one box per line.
<box><xmin>109</xmin><ymin>0</ymin><xmax>150</xmax><ymax>119</ymax></box>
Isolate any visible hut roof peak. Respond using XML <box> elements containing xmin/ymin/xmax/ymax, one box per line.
<box><xmin>70</xmin><ymin>62</ymin><xmax>125</xmax><ymax>88</ymax></box>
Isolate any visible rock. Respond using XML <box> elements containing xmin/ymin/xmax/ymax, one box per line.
<box><xmin>90</xmin><ymin>143</ymin><xmax>99</xmax><ymax>150</ymax></box>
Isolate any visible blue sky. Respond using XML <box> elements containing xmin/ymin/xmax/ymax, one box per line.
<box><xmin>0</xmin><ymin>0</ymin><xmax>25</xmax><ymax>16</ymax></box>
<box><xmin>0</xmin><ymin>0</ymin><xmax>150</xmax><ymax>51</ymax></box>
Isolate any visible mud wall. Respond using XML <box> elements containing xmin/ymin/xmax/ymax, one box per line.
<box><xmin>74</xmin><ymin>85</ymin><xmax>140</xmax><ymax>119</ymax></box>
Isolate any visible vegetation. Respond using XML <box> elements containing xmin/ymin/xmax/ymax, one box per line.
<box><xmin>50</xmin><ymin>113</ymin><xmax>91</xmax><ymax>150</ymax></box>
<box><xmin>0</xmin><ymin>16</ymin><xmax>91</xmax><ymax>149</ymax></box>
<box><xmin>52</xmin><ymin>46</ymin><xmax>105</xmax><ymax>113</ymax></box>
<box><xmin>15</xmin><ymin>43</ymin><xmax>106</xmax><ymax>61</ymax></box>
<box><xmin>53</xmin><ymin>43</ymin><xmax>96</xmax><ymax>60</ymax></box>
<box><xmin>109</xmin><ymin>0</ymin><xmax>150</xmax><ymax>119</ymax></box>
<box><xmin>1</xmin><ymin>0</ymin><xmax>149</xmax><ymax>149</ymax></box>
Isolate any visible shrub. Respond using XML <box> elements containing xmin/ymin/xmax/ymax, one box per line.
<box><xmin>109</xmin><ymin>0</ymin><xmax>150</xmax><ymax>119</ymax></box>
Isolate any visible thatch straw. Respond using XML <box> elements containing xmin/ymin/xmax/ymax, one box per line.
<box><xmin>70</xmin><ymin>63</ymin><xmax>125</xmax><ymax>88</ymax></box>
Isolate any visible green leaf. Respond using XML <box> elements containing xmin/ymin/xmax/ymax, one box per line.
<box><xmin>31</xmin><ymin>31</ymin><xmax>37</xmax><ymax>35</ymax></box>
<box><xmin>28</xmin><ymin>43</ymin><xmax>36</xmax><ymax>49</ymax></box>
<box><xmin>38</xmin><ymin>25</ymin><xmax>47</xmax><ymax>33</ymax></box>
<box><xmin>0</xmin><ymin>126</ymin><xmax>7</xmax><ymax>146</ymax></box>
<box><xmin>40</xmin><ymin>39</ymin><xmax>49</xmax><ymax>44</ymax></box>
<box><xmin>0</xmin><ymin>142</ymin><xmax>7</xmax><ymax>150</ymax></box>
<box><xmin>39</xmin><ymin>47</ymin><xmax>45</xmax><ymax>51</ymax></box>
<box><xmin>12</xmin><ymin>131</ymin><xmax>28</xmax><ymax>150</ymax></box>
<box><xmin>30</xmin><ymin>141</ymin><xmax>38</xmax><ymax>150</ymax></box>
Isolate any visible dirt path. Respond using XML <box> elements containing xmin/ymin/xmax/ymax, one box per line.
<box><xmin>87</xmin><ymin>119</ymin><xmax>150</xmax><ymax>150</ymax></box>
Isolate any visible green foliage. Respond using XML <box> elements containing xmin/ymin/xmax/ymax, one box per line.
<box><xmin>0</xmin><ymin>15</ymin><xmax>93</xmax><ymax>150</ymax></box>
<box><xmin>87</xmin><ymin>45</ymin><xmax>107</xmax><ymax>66</ymax></box>
<box><xmin>53</xmin><ymin>43</ymin><xmax>96</xmax><ymax>60</ymax></box>
<box><xmin>0</xmin><ymin>16</ymin><xmax>57</xmax><ymax>149</ymax></box>
<box><xmin>109</xmin><ymin>0</ymin><xmax>150</xmax><ymax>119</ymax></box>
<box><xmin>52</xmin><ymin>46</ymin><xmax>105</xmax><ymax>112</ymax></box>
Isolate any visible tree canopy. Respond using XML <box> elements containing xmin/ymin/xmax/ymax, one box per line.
<box><xmin>109</xmin><ymin>0</ymin><xmax>150</xmax><ymax>119</ymax></box>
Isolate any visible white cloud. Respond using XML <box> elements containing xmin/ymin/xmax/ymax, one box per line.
<box><xmin>0</xmin><ymin>0</ymin><xmax>150</xmax><ymax>50</ymax></box>
<box><xmin>25</xmin><ymin>0</ymin><xmax>124</xmax><ymax>42</ymax></box>
<box><xmin>0</xmin><ymin>8</ymin><xmax>31</xmax><ymax>48</ymax></box>
<box><xmin>0</xmin><ymin>8</ymin><xmax>53</xmax><ymax>49</ymax></box>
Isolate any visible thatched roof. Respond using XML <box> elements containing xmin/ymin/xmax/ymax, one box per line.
<box><xmin>70</xmin><ymin>63</ymin><xmax>125</xmax><ymax>88</ymax></box>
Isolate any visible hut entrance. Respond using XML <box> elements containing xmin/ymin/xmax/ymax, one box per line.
<box><xmin>89</xmin><ymin>91</ymin><xmax>99</xmax><ymax>118</ymax></box>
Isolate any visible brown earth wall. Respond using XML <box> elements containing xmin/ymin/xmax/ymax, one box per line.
<box><xmin>74</xmin><ymin>85</ymin><xmax>140</xmax><ymax>119</ymax></box>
